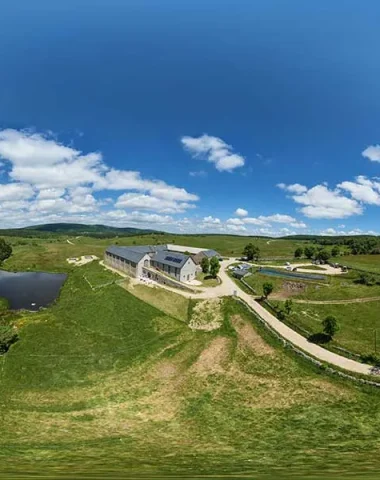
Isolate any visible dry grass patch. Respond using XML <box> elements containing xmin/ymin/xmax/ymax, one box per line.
<box><xmin>191</xmin><ymin>337</ymin><xmax>232</xmax><ymax>376</ymax></box>
<box><xmin>231</xmin><ymin>315</ymin><xmax>275</xmax><ymax>356</ymax></box>
<box><xmin>189</xmin><ymin>298</ymin><xmax>223</xmax><ymax>331</ymax></box>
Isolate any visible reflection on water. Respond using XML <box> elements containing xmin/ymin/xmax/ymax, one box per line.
<box><xmin>0</xmin><ymin>270</ymin><xmax>67</xmax><ymax>311</ymax></box>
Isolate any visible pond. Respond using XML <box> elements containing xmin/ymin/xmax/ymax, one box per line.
<box><xmin>258</xmin><ymin>268</ymin><xmax>326</xmax><ymax>281</ymax></box>
<box><xmin>0</xmin><ymin>270</ymin><xmax>67</xmax><ymax>311</ymax></box>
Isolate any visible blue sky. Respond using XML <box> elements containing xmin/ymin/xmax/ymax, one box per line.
<box><xmin>1</xmin><ymin>0</ymin><xmax>380</xmax><ymax>236</ymax></box>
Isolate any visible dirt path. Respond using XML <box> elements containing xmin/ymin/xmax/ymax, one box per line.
<box><xmin>291</xmin><ymin>296</ymin><xmax>380</xmax><ymax>305</ymax></box>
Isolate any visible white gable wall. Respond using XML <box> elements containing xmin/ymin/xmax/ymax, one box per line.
<box><xmin>180</xmin><ymin>258</ymin><xmax>197</xmax><ymax>282</ymax></box>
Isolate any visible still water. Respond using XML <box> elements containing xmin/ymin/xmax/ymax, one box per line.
<box><xmin>0</xmin><ymin>270</ymin><xmax>67</xmax><ymax>311</ymax></box>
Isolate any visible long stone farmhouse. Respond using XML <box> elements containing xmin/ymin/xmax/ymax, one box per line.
<box><xmin>104</xmin><ymin>244</ymin><xmax>220</xmax><ymax>284</ymax></box>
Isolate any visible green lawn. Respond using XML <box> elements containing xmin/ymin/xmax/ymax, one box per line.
<box><xmin>244</xmin><ymin>269</ymin><xmax>380</xmax><ymax>302</ymax></box>
<box><xmin>4</xmin><ymin>240</ymin><xmax>380</xmax><ymax>476</ymax></box>
<box><xmin>196</xmin><ymin>271</ymin><xmax>220</xmax><ymax>287</ymax></box>
<box><xmin>122</xmin><ymin>280</ymin><xmax>190</xmax><ymax>322</ymax></box>
<box><xmin>271</xmin><ymin>300</ymin><xmax>380</xmax><ymax>357</ymax></box>
<box><xmin>341</xmin><ymin>254</ymin><xmax>380</xmax><ymax>274</ymax></box>
<box><xmin>82</xmin><ymin>262</ymin><xmax>119</xmax><ymax>289</ymax></box>
<box><xmin>2</xmin><ymin>263</ymin><xmax>380</xmax><ymax>476</ymax></box>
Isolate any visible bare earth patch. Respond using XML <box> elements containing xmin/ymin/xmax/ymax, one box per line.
<box><xmin>189</xmin><ymin>298</ymin><xmax>223</xmax><ymax>331</ymax></box>
<box><xmin>191</xmin><ymin>337</ymin><xmax>232</xmax><ymax>375</ymax></box>
<box><xmin>232</xmin><ymin>315</ymin><xmax>274</xmax><ymax>356</ymax></box>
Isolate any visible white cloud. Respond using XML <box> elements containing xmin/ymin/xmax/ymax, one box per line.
<box><xmin>235</xmin><ymin>208</ymin><xmax>248</xmax><ymax>217</ymax></box>
<box><xmin>287</xmin><ymin>184</ymin><xmax>363</xmax><ymax>219</ymax></box>
<box><xmin>0</xmin><ymin>128</ymin><xmax>199</xmax><ymax>219</ymax></box>
<box><xmin>0</xmin><ymin>129</ymin><xmax>80</xmax><ymax>166</ymax></box>
<box><xmin>181</xmin><ymin>134</ymin><xmax>245</xmax><ymax>172</ymax></box>
<box><xmin>362</xmin><ymin>145</ymin><xmax>380</xmax><ymax>162</ymax></box>
<box><xmin>115</xmin><ymin>193</ymin><xmax>194</xmax><ymax>213</ymax></box>
<box><xmin>321</xmin><ymin>228</ymin><xmax>337</xmax><ymax>236</ymax></box>
<box><xmin>225</xmin><ymin>224</ymin><xmax>247</xmax><ymax>232</ymax></box>
<box><xmin>277</xmin><ymin>183</ymin><xmax>307</xmax><ymax>194</ymax></box>
<box><xmin>36</xmin><ymin>188</ymin><xmax>66</xmax><ymax>200</ymax></box>
<box><xmin>338</xmin><ymin>177</ymin><xmax>380</xmax><ymax>205</ymax></box>
<box><xmin>0</xmin><ymin>183</ymin><xmax>34</xmax><ymax>201</ymax></box>
<box><xmin>243</xmin><ymin>217</ymin><xmax>269</xmax><ymax>226</ymax></box>
<box><xmin>227</xmin><ymin>218</ymin><xmax>245</xmax><ymax>226</ymax></box>
<box><xmin>202</xmin><ymin>216</ymin><xmax>221</xmax><ymax>225</ymax></box>
<box><xmin>189</xmin><ymin>170</ymin><xmax>207</xmax><ymax>178</ymax></box>
<box><xmin>259</xmin><ymin>214</ymin><xmax>296</xmax><ymax>224</ymax></box>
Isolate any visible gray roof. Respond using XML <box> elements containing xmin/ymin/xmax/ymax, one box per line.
<box><xmin>151</xmin><ymin>250</ymin><xmax>193</xmax><ymax>269</ymax></box>
<box><xmin>106</xmin><ymin>245</ymin><xmax>149</xmax><ymax>264</ymax></box>
<box><xmin>123</xmin><ymin>244</ymin><xmax>167</xmax><ymax>254</ymax></box>
<box><xmin>202</xmin><ymin>249</ymin><xmax>220</xmax><ymax>258</ymax></box>
<box><xmin>233</xmin><ymin>269</ymin><xmax>249</xmax><ymax>279</ymax></box>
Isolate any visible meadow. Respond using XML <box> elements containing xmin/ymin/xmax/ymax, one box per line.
<box><xmin>3</xmin><ymin>234</ymin><xmax>307</xmax><ymax>273</ymax></box>
<box><xmin>341</xmin><ymin>254</ymin><xmax>380</xmax><ymax>274</ymax></box>
<box><xmin>2</xmin><ymin>262</ymin><xmax>380</xmax><ymax>477</ymax></box>
<box><xmin>270</xmin><ymin>300</ymin><xmax>380</xmax><ymax>357</ymax></box>
<box><xmin>3</xmin><ymin>236</ymin><xmax>380</xmax><ymax>476</ymax></box>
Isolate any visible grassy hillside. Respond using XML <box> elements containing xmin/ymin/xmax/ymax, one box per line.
<box><xmin>2</xmin><ymin>262</ymin><xmax>380</xmax><ymax>477</ymax></box>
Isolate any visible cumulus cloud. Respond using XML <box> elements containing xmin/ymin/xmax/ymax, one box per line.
<box><xmin>226</xmin><ymin>213</ymin><xmax>306</xmax><ymax>229</ymax></box>
<box><xmin>181</xmin><ymin>134</ymin><xmax>245</xmax><ymax>172</ymax></box>
<box><xmin>277</xmin><ymin>183</ymin><xmax>307</xmax><ymax>194</ymax></box>
<box><xmin>235</xmin><ymin>208</ymin><xmax>248</xmax><ymax>217</ymax></box>
<box><xmin>362</xmin><ymin>145</ymin><xmax>380</xmax><ymax>162</ymax></box>
<box><xmin>115</xmin><ymin>193</ymin><xmax>195</xmax><ymax>213</ymax></box>
<box><xmin>338</xmin><ymin>176</ymin><xmax>380</xmax><ymax>205</ymax></box>
<box><xmin>279</xmin><ymin>181</ymin><xmax>364</xmax><ymax>219</ymax></box>
<box><xmin>0</xmin><ymin>129</ymin><xmax>199</xmax><ymax>221</ymax></box>
<box><xmin>0</xmin><ymin>183</ymin><xmax>34</xmax><ymax>201</ymax></box>
<box><xmin>202</xmin><ymin>216</ymin><xmax>221</xmax><ymax>225</ymax></box>
<box><xmin>292</xmin><ymin>185</ymin><xmax>363</xmax><ymax>219</ymax></box>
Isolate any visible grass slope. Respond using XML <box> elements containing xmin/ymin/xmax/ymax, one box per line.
<box><xmin>270</xmin><ymin>300</ymin><xmax>380</xmax><ymax>357</ymax></box>
<box><xmin>2</xmin><ymin>263</ymin><xmax>380</xmax><ymax>476</ymax></box>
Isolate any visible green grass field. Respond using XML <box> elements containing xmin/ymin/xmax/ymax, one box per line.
<box><xmin>341</xmin><ymin>255</ymin><xmax>380</xmax><ymax>274</ymax></box>
<box><xmin>244</xmin><ymin>268</ymin><xmax>380</xmax><ymax>301</ymax></box>
<box><xmin>2</xmin><ymin>263</ymin><xmax>380</xmax><ymax>477</ymax></box>
<box><xmin>3</xmin><ymin>234</ymin><xmax>309</xmax><ymax>273</ymax></box>
<box><xmin>270</xmin><ymin>300</ymin><xmax>380</xmax><ymax>357</ymax></box>
<box><xmin>4</xmin><ymin>238</ymin><xmax>380</xmax><ymax>476</ymax></box>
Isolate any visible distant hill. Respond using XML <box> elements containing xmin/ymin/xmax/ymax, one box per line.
<box><xmin>0</xmin><ymin>223</ymin><xmax>162</xmax><ymax>238</ymax></box>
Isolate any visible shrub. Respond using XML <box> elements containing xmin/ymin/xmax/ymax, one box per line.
<box><xmin>0</xmin><ymin>326</ymin><xmax>18</xmax><ymax>354</ymax></box>
<box><xmin>322</xmin><ymin>316</ymin><xmax>339</xmax><ymax>338</ymax></box>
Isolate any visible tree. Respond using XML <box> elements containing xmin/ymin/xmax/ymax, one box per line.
<box><xmin>331</xmin><ymin>246</ymin><xmax>340</xmax><ymax>257</ymax></box>
<box><xmin>284</xmin><ymin>299</ymin><xmax>293</xmax><ymax>315</ymax></box>
<box><xmin>0</xmin><ymin>238</ymin><xmax>12</xmax><ymax>263</ymax></box>
<box><xmin>201</xmin><ymin>257</ymin><xmax>210</xmax><ymax>274</ymax></box>
<box><xmin>322</xmin><ymin>316</ymin><xmax>339</xmax><ymax>338</ymax></box>
<box><xmin>304</xmin><ymin>246</ymin><xmax>316</xmax><ymax>259</ymax></box>
<box><xmin>294</xmin><ymin>247</ymin><xmax>303</xmax><ymax>259</ymax></box>
<box><xmin>262</xmin><ymin>282</ymin><xmax>274</xmax><ymax>299</ymax></box>
<box><xmin>316</xmin><ymin>249</ymin><xmax>330</xmax><ymax>263</ymax></box>
<box><xmin>209</xmin><ymin>257</ymin><xmax>220</xmax><ymax>278</ymax></box>
<box><xmin>0</xmin><ymin>326</ymin><xmax>18</xmax><ymax>354</ymax></box>
<box><xmin>243</xmin><ymin>243</ymin><xmax>260</xmax><ymax>261</ymax></box>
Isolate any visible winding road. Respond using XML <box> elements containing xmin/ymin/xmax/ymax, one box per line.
<box><xmin>215</xmin><ymin>260</ymin><xmax>375</xmax><ymax>376</ymax></box>
<box><xmin>104</xmin><ymin>258</ymin><xmax>377</xmax><ymax>376</ymax></box>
